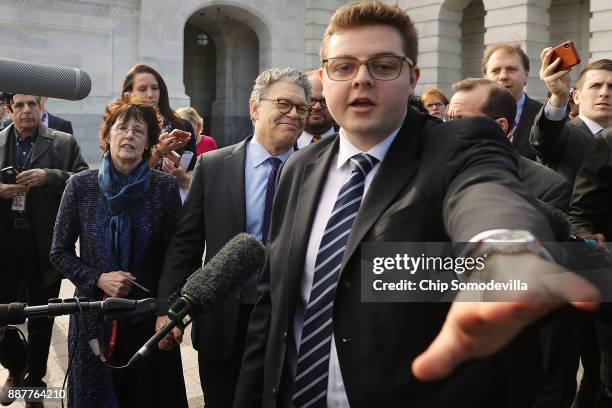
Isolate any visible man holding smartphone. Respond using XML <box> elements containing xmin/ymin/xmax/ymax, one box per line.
<box><xmin>530</xmin><ymin>54</ymin><xmax>612</xmax><ymax>185</ymax></box>
<box><xmin>0</xmin><ymin>94</ymin><xmax>87</xmax><ymax>406</ymax></box>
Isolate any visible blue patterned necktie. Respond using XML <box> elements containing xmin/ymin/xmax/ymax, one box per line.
<box><xmin>292</xmin><ymin>153</ymin><xmax>378</xmax><ymax>408</ymax></box>
<box><xmin>262</xmin><ymin>156</ymin><xmax>282</xmax><ymax>244</ymax></box>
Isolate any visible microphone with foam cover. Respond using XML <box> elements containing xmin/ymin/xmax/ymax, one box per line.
<box><xmin>133</xmin><ymin>233</ymin><xmax>265</xmax><ymax>360</ymax></box>
<box><xmin>0</xmin><ymin>58</ymin><xmax>91</xmax><ymax>100</ymax></box>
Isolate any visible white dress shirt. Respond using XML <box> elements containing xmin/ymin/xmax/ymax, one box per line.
<box><xmin>297</xmin><ymin>126</ymin><xmax>337</xmax><ymax>149</ymax></box>
<box><xmin>292</xmin><ymin>127</ymin><xmax>400</xmax><ymax>407</ymax></box>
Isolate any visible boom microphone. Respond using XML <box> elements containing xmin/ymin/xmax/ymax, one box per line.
<box><xmin>0</xmin><ymin>297</ymin><xmax>158</xmax><ymax>325</ymax></box>
<box><xmin>133</xmin><ymin>233</ymin><xmax>265</xmax><ymax>361</ymax></box>
<box><xmin>0</xmin><ymin>58</ymin><xmax>91</xmax><ymax>100</ymax></box>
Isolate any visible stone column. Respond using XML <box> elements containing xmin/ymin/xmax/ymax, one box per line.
<box><xmin>590</xmin><ymin>0</ymin><xmax>612</xmax><ymax>61</ymax></box>
<box><xmin>139</xmin><ymin>0</ymin><xmax>190</xmax><ymax>107</ymax></box>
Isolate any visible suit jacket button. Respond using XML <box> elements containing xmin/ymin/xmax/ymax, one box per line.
<box><xmin>282</xmin><ymin>331</ymin><xmax>287</xmax><ymax>342</ymax></box>
<box><xmin>272</xmin><ymin>388</ymin><xmax>278</xmax><ymax>399</ymax></box>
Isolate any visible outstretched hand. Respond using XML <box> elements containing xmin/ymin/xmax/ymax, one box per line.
<box><xmin>412</xmin><ymin>253</ymin><xmax>599</xmax><ymax>381</ymax></box>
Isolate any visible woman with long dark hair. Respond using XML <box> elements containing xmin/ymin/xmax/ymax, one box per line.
<box><xmin>122</xmin><ymin>64</ymin><xmax>197</xmax><ymax>191</ymax></box>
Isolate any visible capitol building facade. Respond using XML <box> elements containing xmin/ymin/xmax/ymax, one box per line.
<box><xmin>0</xmin><ymin>0</ymin><xmax>610</xmax><ymax>163</ymax></box>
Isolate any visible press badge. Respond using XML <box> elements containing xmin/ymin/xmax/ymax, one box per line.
<box><xmin>11</xmin><ymin>192</ymin><xmax>26</xmax><ymax>212</ymax></box>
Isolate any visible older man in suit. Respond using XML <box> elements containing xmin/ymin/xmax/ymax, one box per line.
<box><xmin>482</xmin><ymin>43</ymin><xmax>543</xmax><ymax>161</ymax></box>
<box><xmin>234</xmin><ymin>3</ymin><xmax>598</xmax><ymax>408</ymax></box>
<box><xmin>0</xmin><ymin>94</ymin><xmax>87</xmax><ymax>406</ymax></box>
<box><xmin>530</xmin><ymin>56</ymin><xmax>612</xmax><ymax>185</ymax></box>
<box><xmin>157</xmin><ymin>68</ymin><xmax>311</xmax><ymax>408</ymax></box>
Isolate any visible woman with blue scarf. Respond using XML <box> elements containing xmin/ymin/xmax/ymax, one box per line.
<box><xmin>50</xmin><ymin>94</ymin><xmax>188</xmax><ymax>408</ymax></box>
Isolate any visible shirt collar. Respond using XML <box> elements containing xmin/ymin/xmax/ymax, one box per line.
<box><xmin>578</xmin><ymin>114</ymin><xmax>605</xmax><ymax>136</ymax></box>
<box><xmin>14</xmin><ymin>126</ymin><xmax>38</xmax><ymax>145</ymax></box>
<box><xmin>516</xmin><ymin>93</ymin><xmax>526</xmax><ymax>111</ymax></box>
<box><xmin>336</xmin><ymin>126</ymin><xmax>401</xmax><ymax>170</ymax></box>
<box><xmin>249</xmin><ymin>134</ymin><xmax>293</xmax><ymax>168</ymax></box>
<box><xmin>302</xmin><ymin>127</ymin><xmax>336</xmax><ymax>139</ymax></box>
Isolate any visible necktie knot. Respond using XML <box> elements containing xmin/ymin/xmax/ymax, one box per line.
<box><xmin>349</xmin><ymin>153</ymin><xmax>378</xmax><ymax>176</ymax></box>
<box><xmin>267</xmin><ymin>156</ymin><xmax>282</xmax><ymax>170</ymax></box>
<box><xmin>311</xmin><ymin>134</ymin><xmax>321</xmax><ymax>143</ymax></box>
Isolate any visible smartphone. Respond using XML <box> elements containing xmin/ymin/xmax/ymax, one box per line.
<box><xmin>0</xmin><ymin>166</ymin><xmax>18</xmax><ymax>184</ymax></box>
<box><xmin>551</xmin><ymin>40</ymin><xmax>581</xmax><ymax>71</ymax></box>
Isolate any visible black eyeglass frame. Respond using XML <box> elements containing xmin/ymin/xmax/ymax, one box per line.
<box><xmin>259</xmin><ymin>98</ymin><xmax>311</xmax><ymax>119</ymax></box>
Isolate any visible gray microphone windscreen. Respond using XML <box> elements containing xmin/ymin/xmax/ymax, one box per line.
<box><xmin>0</xmin><ymin>58</ymin><xmax>91</xmax><ymax>100</ymax></box>
<box><xmin>181</xmin><ymin>233</ymin><xmax>265</xmax><ymax>313</ymax></box>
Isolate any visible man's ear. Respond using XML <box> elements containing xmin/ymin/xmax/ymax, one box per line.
<box><xmin>249</xmin><ymin>99</ymin><xmax>259</xmax><ymax>122</ymax></box>
<box><xmin>495</xmin><ymin>117</ymin><xmax>510</xmax><ymax>134</ymax></box>
<box><xmin>410</xmin><ymin>66</ymin><xmax>421</xmax><ymax>90</ymax></box>
<box><xmin>573</xmin><ymin>89</ymin><xmax>580</xmax><ymax>106</ymax></box>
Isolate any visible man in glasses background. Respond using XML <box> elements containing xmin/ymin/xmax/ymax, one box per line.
<box><xmin>158</xmin><ymin>68</ymin><xmax>310</xmax><ymax>408</ymax></box>
<box><xmin>297</xmin><ymin>70</ymin><xmax>337</xmax><ymax>149</ymax></box>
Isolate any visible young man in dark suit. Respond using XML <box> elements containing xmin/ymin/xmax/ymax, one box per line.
<box><xmin>234</xmin><ymin>2</ymin><xmax>597</xmax><ymax>407</ymax></box>
<box><xmin>482</xmin><ymin>43</ymin><xmax>543</xmax><ymax>161</ymax></box>
<box><xmin>530</xmin><ymin>56</ymin><xmax>612</xmax><ymax>185</ymax></box>
<box><xmin>157</xmin><ymin>68</ymin><xmax>310</xmax><ymax>408</ymax></box>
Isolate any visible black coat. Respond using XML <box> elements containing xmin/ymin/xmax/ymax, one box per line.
<box><xmin>47</xmin><ymin>112</ymin><xmax>73</xmax><ymax>135</ymax></box>
<box><xmin>513</xmin><ymin>94</ymin><xmax>543</xmax><ymax>161</ymax></box>
<box><xmin>569</xmin><ymin>128</ymin><xmax>612</xmax><ymax>237</ymax></box>
<box><xmin>235</xmin><ymin>109</ymin><xmax>556</xmax><ymax>407</ymax></box>
<box><xmin>158</xmin><ymin>136</ymin><xmax>252</xmax><ymax>360</ymax></box>
<box><xmin>530</xmin><ymin>106</ymin><xmax>598</xmax><ymax>184</ymax></box>
<box><xmin>0</xmin><ymin>123</ymin><xmax>88</xmax><ymax>284</ymax></box>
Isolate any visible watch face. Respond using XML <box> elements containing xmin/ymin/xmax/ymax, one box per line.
<box><xmin>485</xmin><ymin>230</ymin><xmax>536</xmax><ymax>243</ymax></box>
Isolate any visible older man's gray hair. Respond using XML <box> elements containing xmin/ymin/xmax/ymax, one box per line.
<box><xmin>249</xmin><ymin>67</ymin><xmax>311</xmax><ymax>122</ymax></box>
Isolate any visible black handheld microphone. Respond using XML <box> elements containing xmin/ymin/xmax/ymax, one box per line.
<box><xmin>0</xmin><ymin>298</ymin><xmax>158</xmax><ymax>325</ymax></box>
<box><xmin>133</xmin><ymin>233</ymin><xmax>265</xmax><ymax>361</ymax></box>
<box><xmin>0</xmin><ymin>58</ymin><xmax>91</xmax><ymax>100</ymax></box>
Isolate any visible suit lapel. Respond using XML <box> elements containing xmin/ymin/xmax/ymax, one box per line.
<box><xmin>572</xmin><ymin>117</ymin><xmax>597</xmax><ymax>139</ymax></box>
<box><xmin>30</xmin><ymin>125</ymin><xmax>52</xmax><ymax>166</ymax></box>
<box><xmin>287</xmin><ymin>138</ymin><xmax>338</xmax><ymax>315</ymax></box>
<box><xmin>224</xmin><ymin>136</ymin><xmax>249</xmax><ymax>231</ymax></box>
<box><xmin>342</xmin><ymin>110</ymin><xmax>423</xmax><ymax>270</ymax></box>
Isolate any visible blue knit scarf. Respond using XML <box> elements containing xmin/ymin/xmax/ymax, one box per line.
<box><xmin>98</xmin><ymin>151</ymin><xmax>151</xmax><ymax>271</ymax></box>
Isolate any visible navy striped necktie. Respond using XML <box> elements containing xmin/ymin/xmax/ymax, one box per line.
<box><xmin>292</xmin><ymin>153</ymin><xmax>378</xmax><ymax>408</ymax></box>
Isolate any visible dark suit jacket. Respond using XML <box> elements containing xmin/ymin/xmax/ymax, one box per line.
<box><xmin>0</xmin><ymin>123</ymin><xmax>88</xmax><ymax>285</ymax></box>
<box><xmin>568</xmin><ymin>129</ymin><xmax>612</xmax><ymax>237</ymax></box>
<box><xmin>235</xmin><ymin>109</ymin><xmax>556</xmax><ymax>407</ymax></box>
<box><xmin>47</xmin><ymin>112</ymin><xmax>73</xmax><ymax>135</ymax></box>
<box><xmin>158</xmin><ymin>136</ymin><xmax>251</xmax><ymax>360</ymax></box>
<box><xmin>513</xmin><ymin>94</ymin><xmax>543</xmax><ymax>161</ymax></box>
<box><xmin>518</xmin><ymin>155</ymin><xmax>571</xmax><ymax>213</ymax></box>
<box><xmin>530</xmin><ymin>106</ymin><xmax>597</xmax><ymax>184</ymax></box>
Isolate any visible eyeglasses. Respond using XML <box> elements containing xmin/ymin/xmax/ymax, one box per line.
<box><xmin>260</xmin><ymin>98</ymin><xmax>310</xmax><ymax>119</ymax></box>
<box><xmin>322</xmin><ymin>55</ymin><xmax>414</xmax><ymax>81</ymax></box>
<box><xmin>112</xmin><ymin>124</ymin><xmax>146</xmax><ymax>138</ymax></box>
<box><xmin>309</xmin><ymin>97</ymin><xmax>327</xmax><ymax>109</ymax></box>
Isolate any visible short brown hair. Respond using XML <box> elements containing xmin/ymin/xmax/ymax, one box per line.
<box><xmin>421</xmin><ymin>88</ymin><xmax>449</xmax><ymax>106</ymax></box>
<box><xmin>452</xmin><ymin>78</ymin><xmax>517</xmax><ymax>134</ymax></box>
<box><xmin>482</xmin><ymin>44</ymin><xmax>530</xmax><ymax>74</ymax></box>
<box><xmin>320</xmin><ymin>1</ymin><xmax>418</xmax><ymax>65</ymax></box>
<box><xmin>575</xmin><ymin>59</ymin><xmax>612</xmax><ymax>90</ymax></box>
<box><xmin>99</xmin><ymin>94</ymin><xmax>161</xmax><ymax>159</ymax></box>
